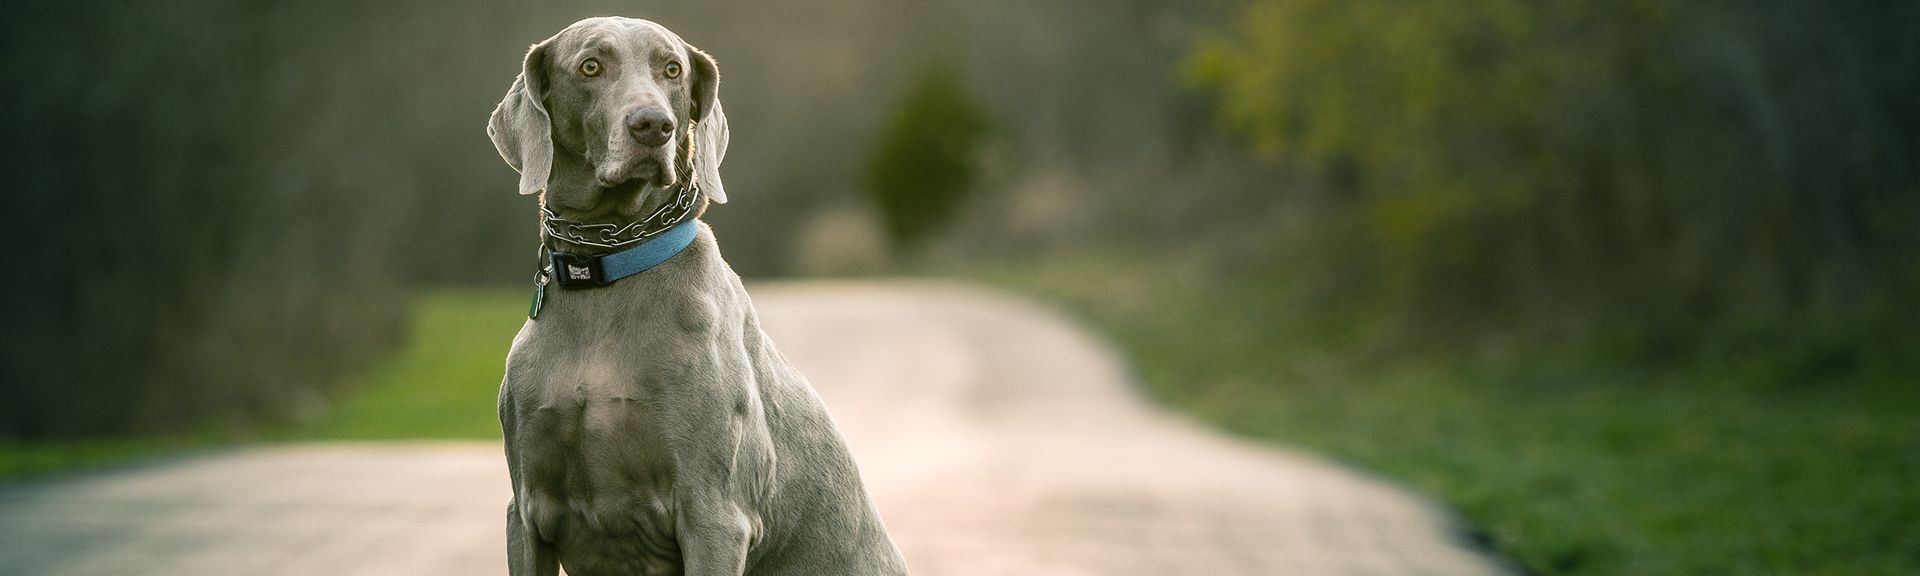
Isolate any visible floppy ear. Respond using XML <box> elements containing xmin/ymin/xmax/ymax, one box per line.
<box><xmin>686</xmin><ymin>44</ymin><xmax>729</xmax><ymax>203</ymax></box>
<box><xmin>487</xmin><ymin>40</ymin><xmax>554</xmax><ymax>196</ymax></box>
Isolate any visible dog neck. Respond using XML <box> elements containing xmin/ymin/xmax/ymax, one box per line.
<box><xmin>540</xmin><ymin>146</ymin><xmax>707</xmax><ymax>256</ymax></box>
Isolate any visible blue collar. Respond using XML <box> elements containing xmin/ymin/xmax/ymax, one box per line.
<box><xmin>547</xmin><ymin>219</ymin><xmax>701</xmax><ymax>289</ymax></box>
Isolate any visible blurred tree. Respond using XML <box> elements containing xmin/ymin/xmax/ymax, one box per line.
<box><xmin>1189</xmin><ymin>0</ymin><xmax>1920</xmax><ymax>378</ymax></box>
<box><xmin>866</xmin><ymin>61</ymin><xmax>994</xmax><ymax>252</ymax></box>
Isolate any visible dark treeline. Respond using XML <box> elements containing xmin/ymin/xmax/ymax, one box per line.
<box><xmin>2</xmin><ymin>1</ymin><xmax>424</xmax><ymax>436</ymax></box>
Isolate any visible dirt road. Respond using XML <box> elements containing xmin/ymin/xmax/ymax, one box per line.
<box><xmin>0</xmin><ymin>281</ymin><xmax>1510</xmax><ymax>575</ymax></box>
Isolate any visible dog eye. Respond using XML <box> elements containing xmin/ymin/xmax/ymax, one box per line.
<box><xmin>579</xmin><ymin>58</ymin><xmax>602</xmax><ymax>77</ymax></box>
<box><xmin>663</xmin><ymin>61</ymin><xmax>682</xmax><ymax>79</ymax></box>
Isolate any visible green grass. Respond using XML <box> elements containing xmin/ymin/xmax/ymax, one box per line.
<box><xmin>0</xmin><ymin>437</ymin><xmax>219</xmax><ymax>477</ymax></box>
<box><xmin>301</xmin><ymin>287</ymin><xmax>526</xmax><ymax>439</ymax></box>
<box><xmin>962</xmin><ymin>254</ymin><xmax>1920</xmax><ymax>576</ymax></box>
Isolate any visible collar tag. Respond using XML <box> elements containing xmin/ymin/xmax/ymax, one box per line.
<box><xmin>529</xmin><ymin>277</ymin><xmax>547</xmax><ymax>319</ymax></box>
<box><xmin>529</xmin><ymin>261</ymin><xmax>552</xmax><ymax>319</ymax></box>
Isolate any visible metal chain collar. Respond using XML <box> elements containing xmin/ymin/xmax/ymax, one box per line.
<box><xmin>540</xmin><ymin>181</ymin><xmax>700</xmax><ymax>250</ymax></box>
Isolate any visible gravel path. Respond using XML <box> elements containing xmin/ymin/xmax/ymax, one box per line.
<box><xmin>0</xmin><ymin>281</ymin><xmax>1511</xmax><ymax>575</ymax></box>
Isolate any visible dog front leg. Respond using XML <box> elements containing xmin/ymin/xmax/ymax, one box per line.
<box><xmin>676</xmin><ymin>503</ymin><xmax>753</xmax><ymax>576</ymax></box>
<box><xmin>508</xmin><ymin>499</ymin><xmax>559</xmax><ymax>576</ymax></box>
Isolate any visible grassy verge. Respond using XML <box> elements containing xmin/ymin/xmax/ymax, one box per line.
<box><xmin>0</xmin><ymin>437</ymin><xmax>219</xmax><ymax>477</ymax></box>
<box><xmin>961</xmin><ymin>254</ymin><xmax>1920</xmax><ymax>575</ymax></box>
<box><xmin>300</xmin><ymin>287</ymin><xmax>526</xmax><ymax>440</ymax></box>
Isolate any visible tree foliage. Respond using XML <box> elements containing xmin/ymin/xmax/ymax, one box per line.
<box><xmin>1190</xmin><ymin>0</ymin><xmax>1920</xmax><ymax>375</ymax></box>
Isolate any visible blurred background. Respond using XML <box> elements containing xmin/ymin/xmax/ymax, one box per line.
<box><xmin>2</xmin><ymin>0</ymin><xmax>1915</xmax><ymax>573</ymax></box>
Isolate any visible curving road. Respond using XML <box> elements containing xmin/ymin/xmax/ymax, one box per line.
<box><xmin>0</xmin><ymin>281</ymin><xmax>1510</xmax><ymax>575</ymax></box>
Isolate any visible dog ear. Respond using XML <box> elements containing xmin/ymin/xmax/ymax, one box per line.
<box><xmin>686</xmin><ymin>43</ymin><xmax>728</xmax><ymax>204</ymax></box>
<box><xmin>488</xmin><ymin>40</ymin><xmax>554</xmax><ymax>196</ymax></box>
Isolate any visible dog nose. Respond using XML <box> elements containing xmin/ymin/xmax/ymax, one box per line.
<box><xmin>625</xmin><ymin>106</ymin><xmax>674</xmax><ymax>148</ymax></box>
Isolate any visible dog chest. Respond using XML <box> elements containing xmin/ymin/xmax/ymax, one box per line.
<box><xmin>506</xmin><ymin>345</ymin><xmax>688</xmax><ymax>569</ymax></box>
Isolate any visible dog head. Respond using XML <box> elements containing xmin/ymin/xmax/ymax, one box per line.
<box><xmin>489</xmin><ymin>17</ymin><xmax>729</xmax><ymax>208</ymax></box>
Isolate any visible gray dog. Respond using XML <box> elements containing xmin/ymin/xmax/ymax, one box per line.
<box><xmin>487</xmin><ymin>17</ymin><xmax>908</xmax><ymax>576</ymax></box>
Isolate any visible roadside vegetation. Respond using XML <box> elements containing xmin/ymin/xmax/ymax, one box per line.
<box><xmin>966</xmin><ymin>255</ymin><xmax>1920</xmax><ymax>575</ymax></box>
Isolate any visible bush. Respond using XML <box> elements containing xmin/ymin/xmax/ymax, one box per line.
<box><xmin>866</xmin><ymin>61</ymin><xmax>994</xmax><ymax>252</ymax></box>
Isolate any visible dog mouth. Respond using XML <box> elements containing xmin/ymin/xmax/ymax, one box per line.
<box><xmin>599</xmin><ymin>155</ymin><xmax>677</xmax><ymax>190</ymax></box>
<box><xmin>596</xmin><ymin>157</ymin><xmax>682</xmax><ymax>207</ymax></box>
<box><xmin>602</xmin><ymin>176</ymin><xmax>647</xmax><ymax>201</ymax></box>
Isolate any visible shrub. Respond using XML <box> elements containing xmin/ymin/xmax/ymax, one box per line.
<box><xmin>866</xmin><ymin>61</ymin><xmax>994</xmax><ymax>252</ymax></box>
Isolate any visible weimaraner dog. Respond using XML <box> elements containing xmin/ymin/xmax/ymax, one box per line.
<box><xmin>487</xmin><ymin>17</ymin><xmax>908</xmax><ymax>576</ymax></box>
